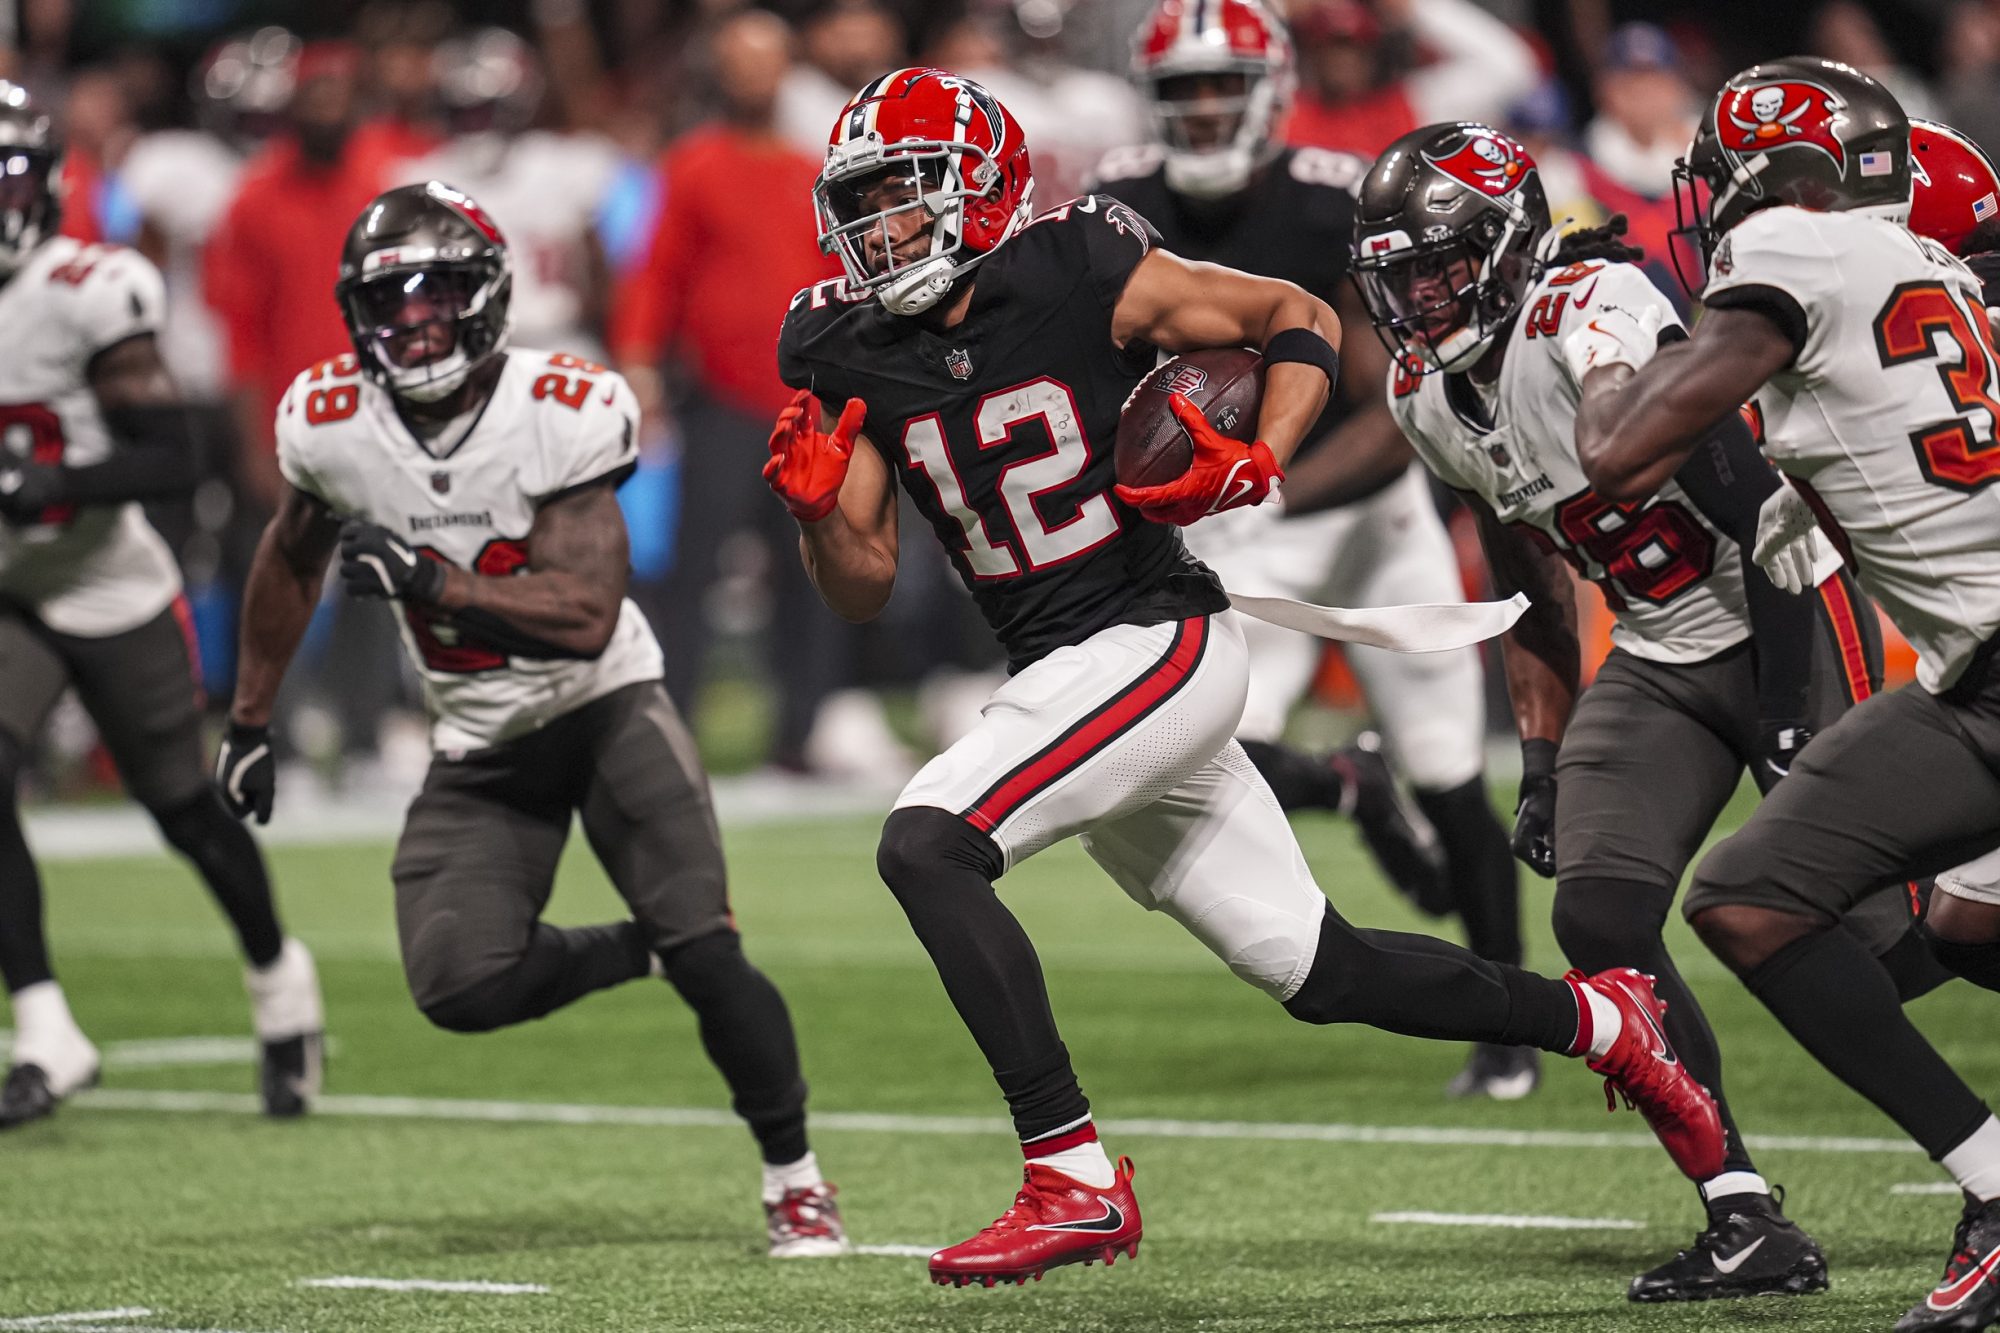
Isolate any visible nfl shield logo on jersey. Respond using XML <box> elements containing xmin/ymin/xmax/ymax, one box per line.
<box><xmin>1488</xmin><ymin>443</ymin><xmax>1511</xmax><ymax>467</ymax></box>
<box><xmin>431</xmin><ymin>471</ymin><xmax>451</xmax><ymax>495</ymax></box>
<box><xmin>947</xmin><ymin>348</ymin><xmax>974</xmax><ymax>380</ymax></box>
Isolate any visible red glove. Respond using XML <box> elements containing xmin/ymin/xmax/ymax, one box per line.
<box><xmin>764</xmin><ymin>390</ymin><xmax>866</xmax><ymax>522</ymax></box>
<box><xmin>1113</xmin><ymin>392</ymin><xmax>1283</xmax><ymax>527</ymax></box>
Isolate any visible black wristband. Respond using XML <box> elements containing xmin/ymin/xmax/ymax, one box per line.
<box><xmin>1263</xmin><ymin>326</ymin><xmax>1340</xmax><ymax>385</ymax></box>
<box><xmin>1520</xmin><ymin>738</ymin><xmax>1559</xmax><ymax>785</ymax></box>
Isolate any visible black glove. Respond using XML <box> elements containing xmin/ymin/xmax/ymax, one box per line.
<box><xmin>1754</xmin><ymin>718</ymin><xmax>1813</xmax><ymax>794</ymax></box>
<box><xmin>0</xmin><ymin>462</ymin><xmax>65</xmax><ymax>523</ymax></box>
<box><xmin>1511</xmin><ymin>738</ymin><xmax>1558</xmax><ymax>879</ymax></box>
<box><xmin>215</xmin><ymin>720</ymin><xmax>275</xmax><ymax>825</ymax></box>
<box><xmin>338</xmin><ymin>519</ymin><xmax>446</xmax><ymax>603</ymax></box>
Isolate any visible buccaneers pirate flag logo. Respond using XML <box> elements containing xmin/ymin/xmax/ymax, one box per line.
<box><xmin>1423</xmin><ymin>130</ymin><xmax>1534</xmax><ymax>198</ymax></box>
<box><xmin>1720</xmin><ymin>81</ymin><xmax>1845</xmax><ymax>170</ymax></box>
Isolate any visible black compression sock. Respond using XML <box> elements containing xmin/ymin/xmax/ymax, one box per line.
<box><xmin>1743</xmin><ymin>925</ymin><xmax>1990</xmax><ymax>1157</ymax></box>
<box><xmin>1412</xmin><ymin>776</ymin><xmax>1522</xmax><ymax>965</ymax></box>
<box><xmin>663</xmin><ymin>931</ymin><xmax>811</xmax><ymax>1164</ymax></box>
<box><xmin>0</xmin><ymin>737</ymin><xmax>53</xmax><ymax>992</ymax></box>
<box><xmin>1284</xmin><ymin>907</ymin><xmax>1581</xmax><ymax>1053</ymax></box>
<box><xmin>1239</xmin><ymin>739</ymin><xmax>1343</xmax><ymax>812</ymax></box>
<box><xmin>878</xmin><ymin>807</ymin><xmax>1088</xmax><ymax>1141</ymax></box>
<box><xmin>152</xmin><ymin>792</ymin><xmax>284</xmax><ymax>968</ymax></box>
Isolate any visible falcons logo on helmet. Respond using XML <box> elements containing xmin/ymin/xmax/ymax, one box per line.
<box><xmin>1423</xmin><ymin>131</ymin><xmax>1533</xmax><ymax>198</ymax></box>
<box><xmin>1721</xmin><ymin>81</ymin><xmax>1846</xmax><ymax>171</ymax></box>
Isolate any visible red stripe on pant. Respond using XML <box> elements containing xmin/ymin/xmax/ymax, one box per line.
<box><xmin>964</xmin><ymin>617</ymin><xmax>1208</xmax><ymax>836</ymax></box>
<box><xmin>169</xmin><ymin>593</ymin><xmax>206</xmax><ymax>710</ymax></box>
<box><xmin>1817</xmin><ymin>576</ymin><xmax>1873</xmax><ymax>704</ymax></box>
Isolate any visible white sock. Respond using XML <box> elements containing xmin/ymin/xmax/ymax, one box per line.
<box><xmin>762</xmin><ymin>1150</ymin><xmax>824</xmax><ymax>1205</ymax></box>
<box><xmin>9</xmin><ymin>981</ymin><xmax>95</xmax><ymax>1079</ymax></box>
<box><xmin>244</xmin><ymin>938</ymin><xmax>324</xmax><ymax>1041</ymax></box>
<box><xmin>1029</xmin><ymin>1140</ymin><xmax>1115</xmax><ymax>1189</ymax></box>
<box><xmin>1700</xmin><ymin>1171</ymin><xmax>1771</xmax><ymax>1204</ymax></box>
<box><xmin>1575</xmin><ymin>981</ymin><xmax>1623</xmax><ymax>1059</ymax></box>
<box><xmin>1944</xmin><ymin>1116</ymin><xmax>2000</xmax><ymax>1201</ymax></box>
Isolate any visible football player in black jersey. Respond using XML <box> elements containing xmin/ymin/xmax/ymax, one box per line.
<box><xmin>1098</xmin><ymin>0</ymin><xmax>1534</xmax><ymax>1101</ymax></box>
<box><xmin>772</xmin><ymin>67</ymin><xmax>1723</xmax><ymax>1290</ymax></box>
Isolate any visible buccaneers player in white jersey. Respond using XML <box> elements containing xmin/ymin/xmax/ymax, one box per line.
<box><xmin>1577</xmin><ymin>58</ymin><xmax>2000</xmax><ymax>1333</ymax></box>
<box><xmin>219</xmin><ymin>181</ymin><xmax>844</xmax><ymax>1258</ymax></box>
<box><xmin>770</xmin><ymin>66</ymin><xmax>1724</xmax><ymax>1291</ymax></box>
<box><xmin>0</xmin><ymin>82</ymin><xmax>322</xmax><ymax>1129</ymax></box>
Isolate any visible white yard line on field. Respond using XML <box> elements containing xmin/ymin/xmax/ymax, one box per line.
<box><xmin>0</xmin><ymin>1314</ymin><xmax>152</xmax><ymax>1329</ymax></box>
<box><xmin>73</xmin><ymin>1086</ymin><xmax>1927</xmax><ymax>1156</ymax></box>
<box><xmin>1372</xmin><ymin>1211</ymin><xmax>1645</xmax><ymax>1231</ymax></box>
<box><xmin>297</xmin><ymin>1278</ymin><xmax>548</xmax><ymax>1295</ymax></box>
<box><xmin>1891</xmin><ymin>1182</ymin><xmax>1965</xmax><ymax>1195</ymax></box>
<box><xmin>852</xmin><ymin>1245</ymin><xmax>939</xmax><ymax>1258</ymax></box>
<box><xmin>0</xmin><ymin>1034</ymin><xmax>325</xmax><ymax>1070</ymax></box>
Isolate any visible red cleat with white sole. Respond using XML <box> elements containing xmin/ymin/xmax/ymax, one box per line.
<box><xmin>1575</xmin><ymin>967</ymin><xmax>1727</xmax><ymax>1181</ymax></box>
<box><xmin>930</xmin><ymin>1156</ymin><xmax>1143</xmax><ymax>1288</ymax></box>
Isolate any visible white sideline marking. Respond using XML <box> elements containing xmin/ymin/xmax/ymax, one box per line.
<box><xmin>72</xmin><ymin>1086</ymin><xmax>1929</xmax><ymax>1156</ymax></box>
<box><xmin>853</xmin><ymin>1244</ymin><xmax>938</xmax><ymax>1258</ymax></box>
<box><xmin>0</xmin><ymin>1314</ymin><xmax>151</xmax><ymax>1329</ymax></box>
<box><xmin>298</xmin><ymin>1278</ymin><xmax>548</xmax><ymax>1295</ymax></box>
<box><xmin>0</xmin><ymin>1034</ymin><xmax>275</xmax><ymax>1070</ymax></box>
<box><xmin>1373</xmin><ymin>1211</ymin><xmax>1644</xmax><ymax>1232</ymax></box>
<box><xmin>1892</xmin><ymin>1182</ymin><xmax>1964</xmax><ymax>1195</ymax></box>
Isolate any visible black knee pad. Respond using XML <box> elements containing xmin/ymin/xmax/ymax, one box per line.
<box><xmin>418</xmin><ymin>969</ymin><xmax>522</xmax><ymax>1034</ymax></box>
<box><xmin>876</xmin><ymin>806</ymin><xmax>1002</xmax><ymax>902</ymax></box>
<box><xmin>1550</xmin><ymin>879</ymin><xmax>1674</xmax><ymax>974</ymax></box>
<box><xmin>659</xmin><ymin>929</ymin><xmax>753</xmax><ymax>1003</ymax></box>
<box><xmin>1917</xmin><ymin>921</ymin><xmax>2000</xmax><ymax>993</ymax></box>
<box><xmin>149</xmin><ymin>790</ymin><xmax>235</xmax><ymax>858</ymax></box>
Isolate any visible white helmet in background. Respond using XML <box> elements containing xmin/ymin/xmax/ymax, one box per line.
<box><xmin>1131</xmin><ymin>0</ymin><xmax>1295</xmax><ymax>200</ymax></box>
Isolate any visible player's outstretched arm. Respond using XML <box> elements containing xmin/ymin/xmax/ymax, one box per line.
<box><xmin>784</xmin><ymin>400</ymin><xmax>904</xmax><ymax>624</ymax></box>
<box><xmin>1110</xmin><ymin>250</ymin><xmax>1340</xmax><ymax>467</ymax></box>
<box><xmin>1575</xmin><ymin>308</ymin><xmax>1795</xmax><ymax>502</ymax></box>
<box><xmin>232</xmin><ymin>485</ymin><xmax>340</xmax><ymax>732</ymax></box>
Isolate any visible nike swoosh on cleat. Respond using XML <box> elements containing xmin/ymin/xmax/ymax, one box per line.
<box><xmin>1612</xmin><ymin>977</ymin><xmax>1677</xmax><ymax>1066</ymax></box>
<box><xmin>1930</xmin><ymin>1245</ymin><xmax>2000</xmax><ymax>1310</ymax></box>
<box><xmin>1711</xmin><ymin>1236</ymin><xmax>1766</xmax><ymax>1274</ymax></box>
<box><xmin>1028</xmin><ymin>1199</ymin><xmax>1126</xmax><ymax>1234</ymax></box>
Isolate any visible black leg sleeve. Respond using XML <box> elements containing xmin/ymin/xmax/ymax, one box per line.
<box><xmin>1742</xmin><ymin>925</ymin><xmax>1991</xmax><ymax>1159</ymax></box>
<box><xmin>1413</xmin><ymin>776</ymin><xmax>1522</xmax><ymax>966</ymax></box>
<box><xmin>0</xmin><ymin>734</ymin><xmax>53</xmax><ymax>992</ymax></box>
<box><xmin>151</xmin><ymin>791</ymin><xmax>285</xmax><ymax>969</ymax></box>
<box><xmin>878</xmin><ymin>806</ymin><xmax>1089</xmax><ymax>1141</ymax></box>
<box><xmin>1284</xmin><ymin>905</ymin><xmax>1580</xmax><ymax>1054</ymax></box>
<box><xmin>1554</xmin><ymin>877</ymin><xmax>1755</xmax><ymax>1176</ymax></box>
<box><xmin>660</xmin><ymin>929</ymin><xmax>812</xmax><ymax>1165</ymax></box>
<box><xmin>421</xmin><ymin>919</ymin><xmax>652</xmax><ymax>1033</ymax></box>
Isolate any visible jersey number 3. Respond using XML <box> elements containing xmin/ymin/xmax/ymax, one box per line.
<box><xmin>900</xmin><ymin>378</ymin><xmax>1120</xmax><ymax>579</ymax></box>
<box><xmin>1874</xmin><ymin>281</ymin><xmax>2000</xmax><ymax>492</ymax></box>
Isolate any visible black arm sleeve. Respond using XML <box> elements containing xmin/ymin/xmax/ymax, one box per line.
<box><xmin>445</xmin><ymin>607</ymin><xmax>605</xmax><ymax>663</ymax></box>
<box><xmin>1669</xmin><ymin>409</ymin><xmax>1812</xmax><ymax>722</ymax></box>
<box><xmin>47</xmin><ymin>405</ymin><xmax>202</xmax><ymax>505</ymax></box>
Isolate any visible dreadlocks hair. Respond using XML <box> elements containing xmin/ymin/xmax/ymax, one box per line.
<box><xmin>1961</xmin><ymin>218</ymin><xmax>2000</xmax><ymax>259</ymax></box>
<box><xmin>1551</xmin><ymin>213</ymin><xmax>1646</xmax><ymax>266</ymax></box>
<box><xmin>1959</xmin><ymin>221</ymin><xmax>2000</xmax><ymax>310</ymax></box>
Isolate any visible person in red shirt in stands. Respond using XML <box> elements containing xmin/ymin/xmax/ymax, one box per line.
<box><xmin>204</xmin><ymin>42</ymin><xmax>399</xmax><ymax>512</ymax></box>
<box><xmin>1283</xmin><ymin>0</ymin><xmax>1535</xmax><ymax>158</ymax></box>
<box><xmin>610</xmin><ymin>9</ymin><xmax>857</xmax><ymax>774</ymax></box>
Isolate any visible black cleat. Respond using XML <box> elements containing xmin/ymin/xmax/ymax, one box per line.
<box><xmin>1445</xmin><ymin>1043</ymin><xmax>1541</xmax><ymax>1101</ymax></box>
<box><xmin>1897</xmin><ymin>1193</ymin><xmax>2000</xmax><ymax>1331</ymax></box>
<box><xmin>1329</xmin><ymin>733</ymin><xmax>1449</xmax><ymax>915</ymax></box>
<box><xmin>0</xmin><ymin>1060</ymin><xmax>97</xmax><ymax>1130</ymax></box>
<box><xmin>1629</xmin><ymin>1189</ymin><xmax>1828</xmax><ymax>1303</ymax></box>
<box><xmin>259</xmin><ymin>1032</ymin><xmax>323</xmax><ymax>1118</ymax></box>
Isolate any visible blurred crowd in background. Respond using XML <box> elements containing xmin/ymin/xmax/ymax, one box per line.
<box><xmin>0</xmin><ymin>0</ymin><xmax>1978</xmax><ymax>798</ymax></box>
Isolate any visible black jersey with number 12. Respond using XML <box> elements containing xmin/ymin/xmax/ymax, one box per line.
<box><xmin>777</xmin><ymin>194</ymin><xmax>1227</xmax><ymax>669</ymax></box>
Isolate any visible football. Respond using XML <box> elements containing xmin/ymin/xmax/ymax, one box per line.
<box><xmin>1115</xmin><ymin>346</ymin><xmax>1265</xmax><ymax>489</ymax></box>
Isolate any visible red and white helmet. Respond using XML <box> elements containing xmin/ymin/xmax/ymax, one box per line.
<box><xmin>815</xmin><ymin>68</ymin><xmax>1034</xmax><ymax>316</ymax></box>
<box><xmin>1909</xmin><ymin>119</ymin><xmax>2000</xmax><ymax>256</ymax></box>
<box><xmin>1131</xmin><ymin>0</ymin><xmax>1294</xmax><ymax>199</ymax></box>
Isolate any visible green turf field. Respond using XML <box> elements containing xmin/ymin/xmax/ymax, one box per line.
<box><xmin>3</xmin><ymin>787</ymin><xmax>1994</xmax><ymax>1332</ymax></box>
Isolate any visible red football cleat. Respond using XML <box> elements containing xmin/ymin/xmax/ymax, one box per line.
<box><xmin>930</xmin><ymin>1156</ymin><xmax>1143</xmax><ymax>1288</ymax></box>
<box><xmin>1575</xmin><ymin>967</ymin><xmax>1727</xmax><ymax>1182</ymax></box>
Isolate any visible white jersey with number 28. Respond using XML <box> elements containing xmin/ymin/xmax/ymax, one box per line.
<box><xmin>275</xmin><ymin>348</ymin><xmax>663</xmax><ymax>752</ymax></box>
